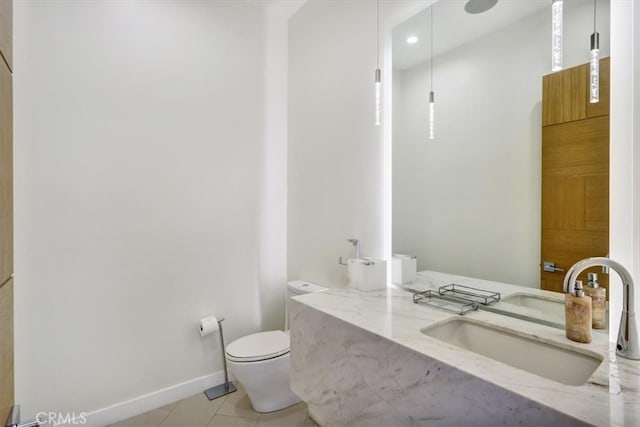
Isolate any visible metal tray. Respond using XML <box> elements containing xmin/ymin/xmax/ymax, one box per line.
<box><xmin>438</xmin><ymin>283</ymin><xmax>501</xmax><ymax>305</ymax></box>
<box><xmin>412</xmin><ymin>290</ymin><xmax>479</xmax><ymax>315</ymax></box>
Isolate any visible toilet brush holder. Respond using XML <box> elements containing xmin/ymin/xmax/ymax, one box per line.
<box><xmin>203</xmin><ymin>317</ymin><xmax>237</xmax><ymax>400</ymax></box>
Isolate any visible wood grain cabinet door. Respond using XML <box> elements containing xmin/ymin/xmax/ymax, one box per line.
<box><xmin>541</xmin><ymin>61</ymin><xmax>609</xmax><ymax>295</ymax></box>
<box><xmin>542</xmin><ymin>63</ymin><xmax>587</xmax><ymax>126</ymax></box>
<box><xmin>0</xmin><ymin>0</ymin><xmax>12</xmax><ymax>71</ymax></box>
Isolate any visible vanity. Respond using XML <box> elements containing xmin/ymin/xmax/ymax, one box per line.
<box><xmin>289</xmin><ymin>272</ymin><xmax>640</xmax><ymax>426</ymax></box>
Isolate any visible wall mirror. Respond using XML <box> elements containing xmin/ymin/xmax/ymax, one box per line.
<box><xmin>392</xmin><ymin>0</ymin><xmax>611</xmax><ymax>290</ymax></box>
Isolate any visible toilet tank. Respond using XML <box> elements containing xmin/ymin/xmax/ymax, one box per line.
<box><xmin>286</xmin><ymin>280</ymin><xmax>327</xmax><ymax>330</ymax></box>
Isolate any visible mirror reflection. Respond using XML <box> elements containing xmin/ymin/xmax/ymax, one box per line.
<box><xmin>392</xmin><ymin>0</ymin><xmax>611</xmax><ymax>290</ymax></box>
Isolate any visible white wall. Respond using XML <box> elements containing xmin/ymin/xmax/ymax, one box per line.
<box><xmin>393</xmin><ymin>1</ymin><xmax>610</xmax><ymax>287</ymax></box>
<box><xmin>13</xmin><ymin>0</ymin><xmax>283</xmax><ymax>419</ymax></box>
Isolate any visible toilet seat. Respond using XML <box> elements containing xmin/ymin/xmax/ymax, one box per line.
<box><xmin>226</xmin><ymin>330</ymin><xmax>290</xmax><ymax>362</ymax></box>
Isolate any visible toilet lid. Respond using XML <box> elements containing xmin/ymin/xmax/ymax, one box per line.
<box><xmin>226</xmin><ymin>330</ymin><xmax>290</xmax><ymax>362</ymax></box>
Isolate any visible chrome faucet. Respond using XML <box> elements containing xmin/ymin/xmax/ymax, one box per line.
<box><xmin>338</xmin><ymin>238</ymin><xmax>361</xmax><ymax>265</ymax></box>
<box><xmin>346</xmin><ymin>238</ymin><xmax>360</xmax><ymax>260</ymax></box>
<box><xmin>563</xmin><ymin>257</ymin><xmax>639</xmax><ymax>360</ymax></box>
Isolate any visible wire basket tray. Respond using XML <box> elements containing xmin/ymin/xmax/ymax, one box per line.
<box><xmin>412</xmin><ymin>290</ymin><xmax>479</xmax><ymax>315</ymax></box>
<box><xmin>438</xmin><ymin>283</ymin><xmax>501</xmax><ymax>305</ymax></box>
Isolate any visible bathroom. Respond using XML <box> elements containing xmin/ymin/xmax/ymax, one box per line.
<box><xmin>0</xmin><ymin>0</ymin><xmax>639</xmax><ymax>426</ymax></box>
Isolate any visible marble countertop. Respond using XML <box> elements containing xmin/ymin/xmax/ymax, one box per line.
<box><xmin>293</xmin><ymin>271</ymin><xmax>640</xmax><ymax>426</ymax></box>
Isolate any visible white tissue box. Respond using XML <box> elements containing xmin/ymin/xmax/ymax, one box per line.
<box><xmin>348</xmin><ymin>258</ymin><xmax>387</xmax><ymax>291</ymax></box>
<box><xmin>392</xmin><ymin>254</ymin><xmax>417</xmax><ymax>285</ymax></box>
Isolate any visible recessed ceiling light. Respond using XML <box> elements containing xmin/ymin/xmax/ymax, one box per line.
<box><xmin>406</xmin><ymin>36</ymin><xmax>418</xmax><ymax>44</ymax></box>
<box><xmin>464</xmin><ymin>0</ymin><xmax>498</xmax><ymax>14</ymax></box>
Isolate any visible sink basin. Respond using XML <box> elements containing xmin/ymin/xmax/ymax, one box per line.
<box><xmin>502</xmin><ymin>293</ymin><xmax>565</xmax><ymax>321</ymax></box>
<box><xmin>421</xmin><ymin>318</ymin><xmax>603</xmax><ymax>386</ymax></box>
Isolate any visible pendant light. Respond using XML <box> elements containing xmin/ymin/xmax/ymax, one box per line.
<box><xmin>375</xmin><ymin>0</ymin><xmax>381</xmax><ymax>126</ymax></box>
<box><xmin>590</xmin><ymin>0</ymin><xmax>600</xmax><ymax>103</ymax></box>
<box><xmin>428</xmin><ymin>4</ymin><xmax>435</xmax><ymax>140</ymax></box>
<box><xmin>551</xmin><ymin>0</ymin><xmax>563</xmax><ymax>71</ymax></box>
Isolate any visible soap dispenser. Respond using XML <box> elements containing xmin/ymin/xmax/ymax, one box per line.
<box><xmin>584</xmin><ymin>272</ymin><xmax>607</xmax><ymax>329</ymax></box>
<box><xmin>565</xmin><ymin>280</ymin><xmax>592</xmax><ymax>343</ymax></box>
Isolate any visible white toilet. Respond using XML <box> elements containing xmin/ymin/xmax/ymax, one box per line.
<box><xmin>225</xmin><ymin>280</ymin><xmax>327</xmax><ymax>413</ymax></box>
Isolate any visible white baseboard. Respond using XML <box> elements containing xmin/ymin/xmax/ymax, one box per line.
<box><xmin>70</xmin><ymin>371</ymin><xmax>234</xmax><ymax>427</ymax></box>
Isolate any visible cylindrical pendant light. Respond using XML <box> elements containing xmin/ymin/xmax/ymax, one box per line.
<box><xmin>375</xmin><ymin>0</ymin><xmax>381</xmax><ymax>126</ymax></box>
<box><xmin>590</xmin><ymin>0</ymin><xmax>600</xmax><ymax>103</ymax></box>
<box><xmin>375</xmin><ymin>68</ymin><xmax>381</xmax><ymax>126</ymax></box>
<box><xmin>551</xmin><ymin>0</ymin><xmax>563</xmax><ymax>71</ymax></box>
<box><xmin>428</xmin><ymin>91</ymin><xmax>435</xmax><ymax>140</ymax></box>
<box><xmin>428</xmin><ymin>4</ymin><xmax>435</xmax><ymax>140</ymax></box>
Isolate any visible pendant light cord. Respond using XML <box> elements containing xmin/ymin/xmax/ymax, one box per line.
<box><xmin>593</xmin><ymin>0</ymin><xmax>597</xmax><ymax>32</ymax></box>
<box><xmin>376</xmin><ymin>0</ymin><xmax>380</xmax><ymax>68</ymax></box>
<box><xmin>430</xmin><ymin>4</ymin><xmax>433</xmax><ymax>90</ymax></box>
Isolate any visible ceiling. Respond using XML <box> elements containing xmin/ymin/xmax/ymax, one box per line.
<box><xmin>392</xmin><ymin>0</ymin><xmax>549</xmax><ymax>70</ymax></box>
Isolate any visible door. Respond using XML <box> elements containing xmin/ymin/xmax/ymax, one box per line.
<box><xmin>0</xmin><ymin>0</ymin><xmax>13</xmax><ymax>421</ymax></box>
<box><xmin>541</xmin><ymin>59</ymin><xmax>610</xmax><ymax>294</ymax></box>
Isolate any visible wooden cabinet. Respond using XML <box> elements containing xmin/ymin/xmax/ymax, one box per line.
<box><xmin>542</xmin><ymin>63</ymin><xmax>587</xmax><ymax>126</ymax></box>
<box><xmin>542</xmin><ymin>57</ymin><xmax>610</xmax><ymax>126</ymax></box>
<box><xmin>0</xmin><ymin>60</ymin><xmax>11</xmax><ymax>284</ymax></box>
<box><xmin>0</xmin><ymin>0</ymin><xmax>11</xmax><ymax>71</ymax></box>
<box><xmin>541</xmin><ymin>59</ymin><xmax>610</xmax><ymax>295</ymax></box>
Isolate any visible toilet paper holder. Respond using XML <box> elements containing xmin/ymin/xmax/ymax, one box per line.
<box><xmin>203</xmin><ymin>316</ymin><xmax>237</xmax><ymax>400</ymax></box>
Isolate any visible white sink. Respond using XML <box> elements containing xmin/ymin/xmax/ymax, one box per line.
<box><xmin>421</xmin><ymin>318</ymin><xmax>603</xmax><ymax>386</ymax></box>
<box><xmin>502</xmin><ymin>293</ymin><xmax>565</xmax><ymax>322</ymax></box>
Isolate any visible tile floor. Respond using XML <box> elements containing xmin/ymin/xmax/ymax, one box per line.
<box><xmin>110</xmin><ymin>384</ymin><xmax>319</xmax><ymax>427</ymax></box>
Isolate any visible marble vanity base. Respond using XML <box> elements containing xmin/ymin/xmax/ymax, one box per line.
<box><xmin>290</xmin><ymin>301</ymin><xmax>588</xmax><ymax>427</ymax></box>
